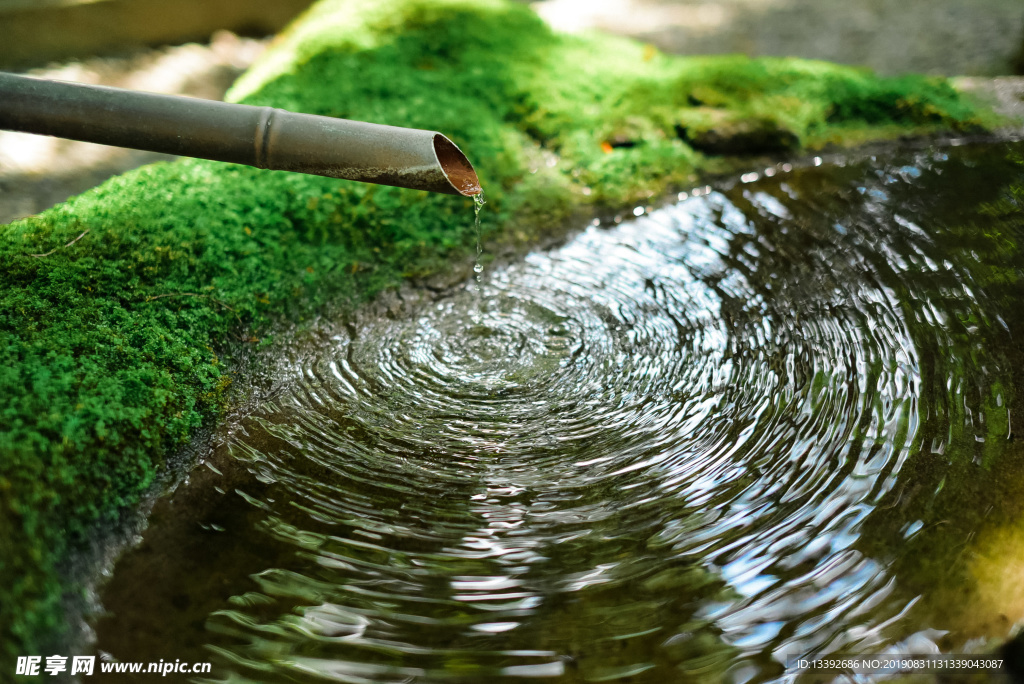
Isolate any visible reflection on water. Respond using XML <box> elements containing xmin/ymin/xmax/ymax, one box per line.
<box><xmin>95</xmin><ymin>142</ymin><xmax>1024</xmax><ymax>682</ymax></box>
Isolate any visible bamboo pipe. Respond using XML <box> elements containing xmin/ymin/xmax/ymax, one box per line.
<box><xmin>0</xmin><ymin>71</ymin><xmax>481</xmax><ymax>196</ymax></box>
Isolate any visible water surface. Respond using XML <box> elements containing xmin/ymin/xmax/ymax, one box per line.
<box><xmin>94</xmin><ymin>142</ymin><xmax>1024</xmax><ymax>682</ymax></box>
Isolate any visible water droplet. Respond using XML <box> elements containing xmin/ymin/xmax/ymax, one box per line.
<box><xmin>472</xmin><ymin>191</ymin><xmax>487</xmax><ymax>285</ymax></box>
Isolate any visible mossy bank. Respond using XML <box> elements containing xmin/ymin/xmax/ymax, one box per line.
<box><xmin>0</xmin><ymin>0</ymin><xmax>999</xmax><ymax>664</ymax></box>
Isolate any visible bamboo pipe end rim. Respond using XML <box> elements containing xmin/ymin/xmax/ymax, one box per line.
<box><xmin>433</xmin><ymin>134</ymin><xmax>481</xmax><ymax>197</ymax></box>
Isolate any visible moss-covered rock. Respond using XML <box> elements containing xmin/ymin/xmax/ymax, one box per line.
<box><xmin>677</xmin><ymin>108</ymin><xmax>800</xmax><ymax>155</ymax></box>
<box><xmin>0</xmin><ymin>0</ymin><xmax>1000</xmax><ymax>665</ymax></box>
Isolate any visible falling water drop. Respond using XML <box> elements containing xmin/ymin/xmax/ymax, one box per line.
<box><xmin>472</xmin><ymin>191</ymin><xmax>486</xmax><ymax>284</ymax></box>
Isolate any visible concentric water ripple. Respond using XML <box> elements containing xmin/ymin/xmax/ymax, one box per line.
<box><xmin>95</xmin><ymin>143</ymin><xmax>1024</xmax><ymax>682</ymax></box>
<box><xmin>215</xmin><ymin>167</ymin><xmax>919</xmax><ymax>679</ymax></box>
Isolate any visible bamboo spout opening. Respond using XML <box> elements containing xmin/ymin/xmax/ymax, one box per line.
<box><xmin>433</xmin><ymin>134</ymin><xmax>481</xmax><ymax>196</ymax></box>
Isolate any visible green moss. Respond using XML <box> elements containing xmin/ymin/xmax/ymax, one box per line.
<box><xmin>0</xmin><ymin>0</ymin><xmax>997</xmax><ymax>664</ymax></box>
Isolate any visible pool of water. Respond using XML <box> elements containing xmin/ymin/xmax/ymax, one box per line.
<box><xmin>93</xmin><ymin>141</ymin><xmax>1024</xmax><ymax>682</ymax></box>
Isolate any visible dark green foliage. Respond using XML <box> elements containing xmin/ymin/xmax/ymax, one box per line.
<box><xmin>0</xmin><ymin>0</ymin><xmax>995</xmax><ymax>664</ymax></box>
